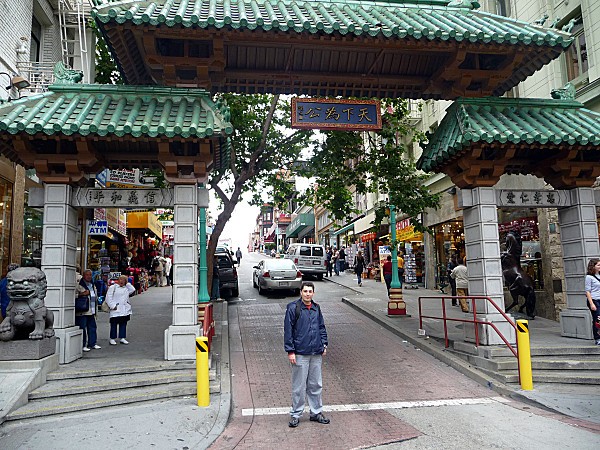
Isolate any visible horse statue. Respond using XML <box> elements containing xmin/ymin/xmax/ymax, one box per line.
<box><xmin>501</xmin><ymin>231</ymin><xmax>536</xmax><ymax>319</ymax></box>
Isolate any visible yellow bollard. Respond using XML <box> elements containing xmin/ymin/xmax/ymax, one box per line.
<box><xmin>516</xmin><ymin>320</ymin><xmax>533</xmax><ymax>390</ymax></box>
<box><xmin>196</xmin><ymin>336</ymin><xmax>210</xmax><ymax>406</ymax></box>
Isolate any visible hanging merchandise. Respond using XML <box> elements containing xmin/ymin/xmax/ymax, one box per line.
<box><xmin>404</xmin><ymin>245</ymin><xmax>417</xmax><ymax>284</ymax></box>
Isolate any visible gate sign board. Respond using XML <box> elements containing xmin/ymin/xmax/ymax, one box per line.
<box><xmin>496</xmin><ymin>190</ymin><xmax>571</xmax><ymax>208</ymax></box>
<box><xmin>74</xmin><ymin>188</ymin><xmax>175</xmax><ymax>208</ymax></box>
<box><xmin>291</xmin><ymin>98</ymin><xmax>382</xmax><ymax>131</ymax></box>
<box><xmin>88</xmin><ymin>220</ymin><xmax>108</xmax><ymax>235</ymax></box>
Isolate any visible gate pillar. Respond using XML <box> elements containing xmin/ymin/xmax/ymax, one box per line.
<box><xmin>165</xmin><ymin>185</ymin><xmax>202</xmax><ymax>360</ymax></box>
<box><xmin>41</xmin><ymin>184</ymin><xmax>82</xmax><ymax>363</ymax></box>
<box><xmin>558</xmin><ymin>188</ymin><xmax>599</xmax><ymax>340</ymax></box>
<box><xmin>463</xmin><ymin>188</ymin><xmax>516</xmax><ymax>345</ymax></box>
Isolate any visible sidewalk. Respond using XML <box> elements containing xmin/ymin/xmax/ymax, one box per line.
<box><xmin>0</xmin><ymin>287</ymin><xmax>231</xmax><ymax>449</ymax></box>
<box><xmin>324</xmin><ymin>270</ymin><xmax>600</xmax><ymax>425</ymax></box>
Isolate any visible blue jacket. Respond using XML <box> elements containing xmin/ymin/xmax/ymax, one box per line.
<box><xmin>0</xmin><ymin>277</ymin><xmax>9</xmax><ymax>317</ymax></box>
<box><xmin>284</xmin><ymin>299</ymin><xmax>328</xmax><ymax>355</ymax></box>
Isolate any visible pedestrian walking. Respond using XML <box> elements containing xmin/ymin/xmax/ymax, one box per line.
<box><xmin>584</xmin><ymin>258</ymin><xmax>600</xmax><ymax>345</ymax></box>
<box><xmin>447</xmin><ymin>254</ymin><xmax>458</xmax><ymax>305</ymax></box>
<box><xmin>211</xmin><ymin>256</ymin><xmax>221</xmax><ymax>301</ymax></box>
<box><xmin>338</xmin><ymin>247</ymin><xmax>346</xmax><ymax>272</ymax></box>
<box><xmin>333</xmin><ymin>248</ymin><xmax>340</xmax><ymax>276</ymax></box>
<box><xmin>382</xmin><ymin>255</ymin><xmax>393</xmax><ymax>296</ymax></box>
<box><xmin>236</xmin><ymin>247</ymin><xmax>242</xmax><ymax>266</ymax></box>
<box><xmin>354</xmin><ymin>251</ymin><xmax>365</xmax><ymax>287</ymax></box>
<box><xmin>153</xmin><ymin>256</ymin><xmax>164</xmax><ymax>287</ymax></box>
<box><xmin>284</xmin><ymin>281</ymin><xmax>330</xmax><ymax>428</ymax></box>
<box><xmin>163</xmin><ymin>256</ymin><xmax>172</xmax><ymax>286</ymax></box>
<box><xmin>105</xmin><ymin>275</ymin><xmax>136</xmax><ymax>345</ymax></box>
<box><xmin>76</xmin><ymin>269</ymin><xmax>101</xmax><ymax>352</ymax></box>
<box><xmin>451</xmin><ymin>257</ymin><xmax>469</xmax><ymax>312</ymax></box>
<box><xmin>325</xmin><ymin>247</ymin><xmax>333</xmax><ymax>277</ymax></box>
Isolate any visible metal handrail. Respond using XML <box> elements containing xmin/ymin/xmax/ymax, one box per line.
<box><xmin>418</xmin><ymin>295</ymin><xmax>518</xmax><ymax>360</ymax></box>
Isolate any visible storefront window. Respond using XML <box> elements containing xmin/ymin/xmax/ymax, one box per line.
<box><xmin>498</xmin><ymin>209</ymin><xmax>543</xmax><ymax>289</ymax></box>
<box><xmin>22</xmin><ymin>202</ymin><xmax>43</xmax><ymax>268</ymax></box>
<box><xmin>0</xmin><ymin>178</ymin><xmax>13</xmax><ymax>274</ymax></box>
<box><xmin>434</xmin><ymin>220</ymin><xmax>465</xmax><ymax>289</ymax></box>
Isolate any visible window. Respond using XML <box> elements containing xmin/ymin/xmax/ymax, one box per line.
<box><xmin>495</xmin><ymin>0</ymin><xmax>510</xmax><ymax>17</ymax></box>
<box><xmin>564</xmin><ymin>16</ymin><xmax>588</xmax><ymax>86</ymax></box>
<box><xmin>31</xmin><ymin>17</ymin><xmax>42</xmax><ymax>62</ymax></box>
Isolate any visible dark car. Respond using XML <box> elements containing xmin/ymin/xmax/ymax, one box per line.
<box><xmin>216</xmin><ymin>252</ymin><xmax>239</xmax><ymax>298</ymax></box>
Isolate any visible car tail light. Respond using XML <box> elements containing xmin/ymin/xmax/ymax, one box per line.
<box><xmin>296</xmin><ymin>271</ymin><xmax>303</xmax><ymax>278</ymax></box>
<box><xmin>294</xmin><ymin>258</ymin><xmax>298</xmax><ymax>264</ymax></box>
<box><xmin>263</xmin><ymin>271</ymin><xmax>270</xmax><ymax>278</ymax></box>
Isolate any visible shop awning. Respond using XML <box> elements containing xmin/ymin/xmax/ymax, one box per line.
<box><xmin>354</xmin><ymin>213</ymin><xmax>376</xmax><ymax>234</ymax></box>
<box><xmin>126</xmin><ymin>211</ymin><xmax>163</xmax><ymax>239</ymax></box>
<box><xmin>287</xmin><ymin>213</ymin><xmax>314</xmax><ymax>238</ymax></box>
<box><xmin>332</xmin><ymin>223</ymin><xmax>354</xmax><ymax>236</ymax></box>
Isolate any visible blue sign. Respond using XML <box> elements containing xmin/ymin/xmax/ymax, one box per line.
<box><xmin>88</xmin><ymin>220</ymin><xmax>108</xmax><ymax>235</ymax></box>
<box><xmin>291</xmin><ymin>98</ymin><xmax>382</xmax><ymax>131</ymax></box>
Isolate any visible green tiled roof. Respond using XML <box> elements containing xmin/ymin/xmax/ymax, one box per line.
<box><xmin>92</xmin><ymin>0</ymin><xmax>572</xmax><ymax>48</ymax></box>
<box><xmin>0</xmin><ymin>84</ymin><xmax>233</xmax><ymax>139</ymax></box>
<box><xmin>416</xmin><ymin>97</ymin><xmax>600</xmax><ymax>172</ymax></box>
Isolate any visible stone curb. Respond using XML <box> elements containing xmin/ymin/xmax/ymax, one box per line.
<box><xmin>340</xmin><ymin>296</ymin><xmax>558</xmax><ymax>415</ymax></box>
<box><xmin>202</xmin><ymin>301</ymin><xmax>232</xmax><ymax>447</ymax></box>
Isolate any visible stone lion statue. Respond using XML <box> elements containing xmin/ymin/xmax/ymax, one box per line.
<box><xmin>0</xmin><ymin>267</ymin><xmax>54</xmax><ymax>341</ymax></box>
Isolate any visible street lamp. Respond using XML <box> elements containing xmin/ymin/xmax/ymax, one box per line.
<box><xmin>0</xmin><ymin>72</ymin><xmax>30</xmax><ymax>102</ymax></box>
<box><xmin>198</xmin><ymin>184</ymin><xmax>210</xmax><ymax>303</ymax></box>
<box><xmin>388</xmin><ymin>204</ymin><xmax>407</xmax><ymax>316</ymax></box>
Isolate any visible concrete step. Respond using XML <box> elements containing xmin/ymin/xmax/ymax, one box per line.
<box><xmin>484</xmin><ymin>368</ymin><xmax>600</xmax><ymax>385</ymax></box>
<box><xmin>29</xmin><ymin>369</ymin><xmax>216</xmax><ymax>399</ymax></box>
<box><xmin>46</xmin><ymin>361</ymin><xmax>196</xmax><ymax>381</ymax></box>
<box><xmin>6</xmin><ymin>381</ymin><xmax>219</xmax><ymax>421</ymax></box>
<box><xmin>483</xmin><ymin>345</ymin><xmax>600</xmax><ymax>358</ymax></box>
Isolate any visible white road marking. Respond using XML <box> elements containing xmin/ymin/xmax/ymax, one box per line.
<box><xmin>241</xmin><ymin>396</ymin><xmax>510</xmax><ymax>416</ymax></box>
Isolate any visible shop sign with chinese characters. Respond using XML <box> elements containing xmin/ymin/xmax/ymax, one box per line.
<box><xmin>496</xmin><ymin>190</ymin><xmax>571</xmax><ymax>208</ymax></box>
<box><xmin>73</xmin><ymin>188</ymin><xmax>174</xmax><ymax>208</ymax></box>
<box><xmin>291</xmin><ymin>98</ymin><xmax>382</xmax><ymax>131</ymax></box>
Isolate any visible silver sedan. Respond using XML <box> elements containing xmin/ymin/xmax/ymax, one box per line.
<box><xmin>252</xmin><ymin>259</ymin><xmax>303</xmax><ymax>295</ymax></box>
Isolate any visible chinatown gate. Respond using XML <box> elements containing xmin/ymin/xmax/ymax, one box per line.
<box><xmin>1</xmin><ymin>0</ymin><xmax>599</xmax><ymax>363</ymax></box>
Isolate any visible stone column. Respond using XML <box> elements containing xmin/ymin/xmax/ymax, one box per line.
<box><xmin>41</xmin><ymin>185</ymin><xmax>82</xmax><ymax>363</ymax></box>
<box><xmin>165</xmin><ymin>185</ymin><xmax>201</xmax><ymax>360</ymax></box>
<box><xmin>558</xmin><ymin>188</ymin><xmax>599</xmax><ymax>339</ymax></box>
<box><xmin>463</xmin><ymin>188</ymin><xmax>515</xmax><ymax>345</ymax></box>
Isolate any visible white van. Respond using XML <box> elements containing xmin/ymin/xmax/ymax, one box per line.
<box><xmin>285</xmin><ymin>244</ymin><xmax>327</xmax><ymax>280</ymax></box>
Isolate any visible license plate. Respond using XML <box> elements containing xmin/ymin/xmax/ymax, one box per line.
<box><xmin>312</xmin><ymin>260</ymin><xmax>321</xmax><ymax>265</ymax></box>
<box><xmin>279</xmin><ymin>281</ymin><xmax>289</xmax><ymax>286</ymax></box>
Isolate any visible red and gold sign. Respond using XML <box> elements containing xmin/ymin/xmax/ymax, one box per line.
<box><xmin>361</xmin><ymin>232</ymin><xmax>377</xmax><ymax>242</ymax></box>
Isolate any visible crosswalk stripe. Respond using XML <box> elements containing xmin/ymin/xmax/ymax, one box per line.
<box><xmin>241</xmin><ymin>396</ymin><xmax>510</xmax><ymax>416</ymax></box>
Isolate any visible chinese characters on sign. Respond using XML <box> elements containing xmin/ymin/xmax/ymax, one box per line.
<box><xmin>291</xmin><ymin>98</ymin><xmax>382</xmax><ymax>131</ymax></box>
<box><xmin>73</xmin><ymin>188</ymin><xmax>175</xmax><ymax>208</ymax></box>
<box><xmin>496</xmin><ymin>190</ymin><xmax>570</xmax><ymax>208</ymax></box>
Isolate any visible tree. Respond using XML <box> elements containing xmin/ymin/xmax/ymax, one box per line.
<box><xmin>207</xmin><ymin>94</ymin><xmax>313</xmax><ymax>290</ymax></box>
<box><xmin>90</xmin><ymin>20</ymin><xmax>123</xmax><ymax>85</ymax></box>
<box><xmin>300</xmin><ymin>98</ymin><xmax>439</xmax><ymax>234</ymax></box>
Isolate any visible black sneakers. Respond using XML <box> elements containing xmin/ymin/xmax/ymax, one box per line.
<box><xmin>289</xmin><ymin>417</ymin><xmax>299</xmax><ymax>427</ymax></box>
<box><xmin>309</xmin><ymin>413</ymin><xmax>330</xmax><ymax>424</ymax></box>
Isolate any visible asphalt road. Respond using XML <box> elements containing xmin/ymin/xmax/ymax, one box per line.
<box><xmin>212</xmin><ymin>252</ymin><xmax>600</xmax><ymax>450</ymax></box>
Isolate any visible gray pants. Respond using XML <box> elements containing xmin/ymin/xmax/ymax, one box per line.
<box><xmin>290</xmin><ymin>354</ymin><xmax>323</xmax><ymax>418</ymax></box>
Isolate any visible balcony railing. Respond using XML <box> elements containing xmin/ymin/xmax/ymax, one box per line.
<box><xmin>15</xmin><ymin>62</ymin><xmax>58</xmax><ymax>96</ymax></box>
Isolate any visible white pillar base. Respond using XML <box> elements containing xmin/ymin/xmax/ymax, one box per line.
<box><xmin>164</xmin><ymin>325</ymin><xmax>201</xmax><ymax>360</ymax></box>
<box><xmin>464</xmin><ymin>313</ymin><xmax>516</xmax><ymax>346</ymax></box>
<box><xmin>560</xmin><ymin>309</ymin><xmax>594</xmax><ymax>339</ymax></box>
<box><xmin>54</xmin><ymin>326</ymin><xmax>83</xmax><ymax>364</ymax></box>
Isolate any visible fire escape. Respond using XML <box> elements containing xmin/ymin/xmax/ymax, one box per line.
<box><xmin>17</xmin><ymin>0</ymin><xmax>91</xmax><ymax>95</ymax></box>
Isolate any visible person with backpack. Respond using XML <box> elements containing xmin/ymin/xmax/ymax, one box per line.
<box><xmin>284</xmin><ymin>281</ymin><xmax>330</xmax><ymax>428</ymax></box>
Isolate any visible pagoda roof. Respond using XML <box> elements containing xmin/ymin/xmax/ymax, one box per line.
<box><xmin>0</xmin><ymin>81</ymin><xmax>232</xmax><ymax>184</ymax></box>
<box><xmin>90</xmin><ymin>0</ymin><xmax>573</xmax><ymax>98</ymax></box>
<box><xmin>416</xmin><ymin>96</ymin><xmax>600</xmax><ymax>188</ymax></box>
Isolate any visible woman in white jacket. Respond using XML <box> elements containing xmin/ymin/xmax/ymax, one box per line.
<box><xmin>105</xmin><ymin>275</ymin><xmax>136</xmax><ymax>345</ymax></box>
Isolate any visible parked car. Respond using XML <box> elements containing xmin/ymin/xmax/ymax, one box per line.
<box><xmin>253</xmin><ymin>258</ymin><xmax>303</xmax><ymax>296</ymax></box>
<box><xmin>284</xmin><ymin>243</ymin><xmax>327</xmax><ymax>280</ymax></box>
<box><xmin>216</xmin><ymin>252</ymin><xmax>239</xmax><ymax>297</ymax></box>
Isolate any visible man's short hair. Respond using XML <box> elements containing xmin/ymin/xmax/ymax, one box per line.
<box><xmin>301</xmin><ymin>281</ymin><xmax>315</xmax><ymax>292</ymax></box>
<box><xmin>83</xmin><ymin>269</ymin><xmax>92</xmax><ymax>275</ymax></box>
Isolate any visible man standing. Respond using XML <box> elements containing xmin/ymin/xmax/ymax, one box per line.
<box><xmin>284</xmin><ymin>281</ymin><xmax>330</xmax><ymax>428</ymax></box>
<box><xmin>235</xmin><ymin>247</ymin><xmax>242</xmax><ymax>266</ymax></box>
<box><xmin>451</xmin><ymin>257</ymin><xmax>469</xmax><ymax>313</ymax></box>
<box><xmin>338</xmin><ymin>247</ymin><xmax>346</xmax><ymax>272</ymax></box>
